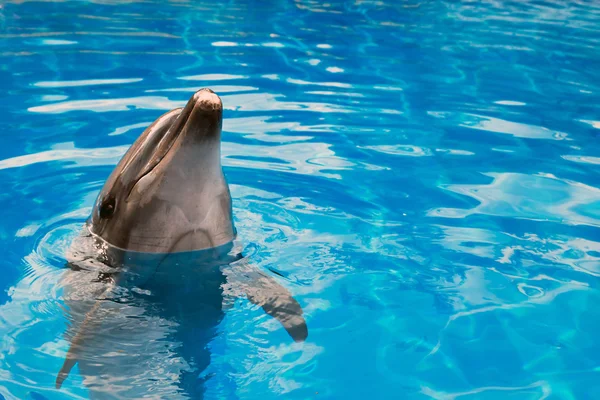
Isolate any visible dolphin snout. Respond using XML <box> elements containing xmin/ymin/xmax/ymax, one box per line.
<box><xmin>191</xmin><ymin>88</ymin><xmax>222</xmax><ymax>112</ymax></box>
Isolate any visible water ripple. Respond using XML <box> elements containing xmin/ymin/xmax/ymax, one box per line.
<box><xmin>28</xmin><ymin>93</ymin><xmax>358</xmax><ymax>114</ymax></box>
<box><xmin>428</xmin><ymin>112</ymin><xmax>570</xmax><ymax>140</ymax></box>
<box><xmin>1</xmin><ymin>0</ymin><xmax>600</xmax><ymax>398</ymax></box>
<box><xmin>33</xmin><ymin>78</ymin><xmax>142</xmax><ymax>88</ymax></box>
<box><xmin>430</xmin><ymin>172</ymin><xmax>600</xmax><ymax>227</ymax></box>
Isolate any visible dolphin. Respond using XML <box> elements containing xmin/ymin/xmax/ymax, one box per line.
<box><xmin>55</xmin><ymin>88</ymin><xmax>308</xmax><ymax>398</ymax></box>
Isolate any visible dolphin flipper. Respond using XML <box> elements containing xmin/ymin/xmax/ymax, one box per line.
<box><xmin>56</xmin><ymin>271</ymin><xmax>118</xmax><ymax>389</ymax></box>
<box><xmin>56</xmin><ymin>296</ymin><xmax>104</xmax><ymax>388</ymax></box>
<box><xmin>56</xmin><ymin>298</ymin><xmax>105</xmax><ymax>388</ymax></box>
<box><xmin>223</xmin><ymin>260</ymin><xmax>308</xmax><ymax>342</ymax></box>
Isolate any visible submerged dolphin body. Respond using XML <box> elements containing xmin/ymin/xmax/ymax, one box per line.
<box><xmin>56</xmin><ymin>89</ymin><xmax>308</xmax><ymax>398</ymax></box>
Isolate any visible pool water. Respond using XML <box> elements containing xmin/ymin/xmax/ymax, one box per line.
<box><xmin>1</xmin><ymin>0</ymin><xmax>600</xmax><ymax>398</ymax></box>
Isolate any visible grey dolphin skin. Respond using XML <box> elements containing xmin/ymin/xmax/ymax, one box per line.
<box><xmin>56</xmin><ymin>89</ymin><xmax>308</xmax><ymax>398</ymax></box>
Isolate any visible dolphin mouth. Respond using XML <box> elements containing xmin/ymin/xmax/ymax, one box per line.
<box><xmin>125</xmin><ymin>88</ymin><xmax>223</xmax><ymax>199</ymax></box>
<box><xmin>165</xmin><ymin>88</ymin><xmax>223</xmax><ymax>145</ymax></box>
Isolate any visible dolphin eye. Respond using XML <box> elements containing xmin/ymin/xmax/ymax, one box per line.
<box><xmin>99</xmin><ymin>196</ymin><xmax>116</xmax><ymax>219</ymax></box>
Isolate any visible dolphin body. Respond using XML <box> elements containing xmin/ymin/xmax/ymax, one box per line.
<box><xmin>56</xmin><ymin>89</ymin><xmax>308</xmax><ymax>398</ymax></box>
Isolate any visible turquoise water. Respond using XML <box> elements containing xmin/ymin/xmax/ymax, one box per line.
<box><xmin>1</xmin><ymin>0</ymin><xmax>600</xmax><ymax>398</ymax></box>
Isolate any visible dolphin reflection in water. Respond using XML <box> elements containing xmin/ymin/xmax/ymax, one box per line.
<box><xmin>56</xmin><ymin>89</ymin><xmax>308</xmax><ymax>399</ymax></box>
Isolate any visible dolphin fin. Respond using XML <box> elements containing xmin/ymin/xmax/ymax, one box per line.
<box><xmin>56</xmin><ymin>348</ymin><xmax>77</xmax><ymax>389</ymax></box>
<box><xmin>56</xmin><ymin>281</ymin><xmax>114</xmax><ymax>389</ymax></box>
<box><xmin>223</xmin><ymin>260</ymin><xmax>308</xmax><ymax>342</ymax></box>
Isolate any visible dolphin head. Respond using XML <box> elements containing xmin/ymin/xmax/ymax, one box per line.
<box><xmin>89</xmin><ymin>88</ymin><xmax>235</xmax><ymax>253</ymax></box>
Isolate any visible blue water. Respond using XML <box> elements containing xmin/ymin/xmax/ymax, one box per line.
<box><xmin>1</xmin><ymin>0</ymin><xmax>600</xmax><ymax>398</ymax></box>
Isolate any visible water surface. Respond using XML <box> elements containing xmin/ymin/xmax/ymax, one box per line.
<box><xmin>1</xmin><ymin>0</ymin><xmax>600</xmax><ymax>399</ymax></box>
